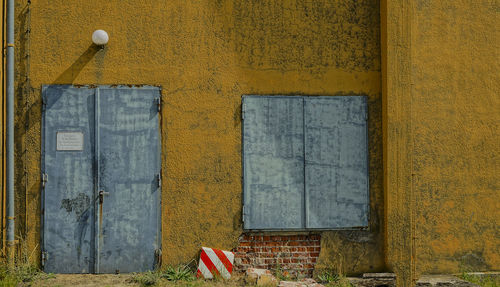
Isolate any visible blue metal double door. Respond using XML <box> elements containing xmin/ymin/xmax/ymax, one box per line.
<box><xmin>42</xmin><ymin>85</ymin><xmax>161</xmax><ymax>273</ymax></box>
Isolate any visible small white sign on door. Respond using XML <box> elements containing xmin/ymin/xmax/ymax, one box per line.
<box><xmin>57</xmin><ymin>132</ymin><xmax>84</xmax><ymax>151</ymax></box>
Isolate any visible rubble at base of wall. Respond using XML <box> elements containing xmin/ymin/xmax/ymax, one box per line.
<box><xmin>348</xmin><ymin>274</ymin><xmax>482</xmax><ymax>287</ymax></box>
<box><xmin>415</xmin><ymin>275</ymin><xmax>481</xmax><ymax>287</ymax></box>
<box><xmin>244</xmin><ymin>268</ymin><xmax>482</xmax><ymax>287</ymax></box>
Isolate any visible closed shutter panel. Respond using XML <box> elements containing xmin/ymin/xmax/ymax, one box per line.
<box><xmin>242</xmin><ymin>96</ymin><xmax>305</xmax><ymax>230</ymax></box>
<box><xmin>304</xmin><ymin>96</ymin><xmax>368</xmax><ymax>228</ymax></box>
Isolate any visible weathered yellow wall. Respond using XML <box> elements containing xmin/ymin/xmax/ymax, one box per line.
<box><xmin>411</xmin><ymin>0</ymin><xmax>499</xmax><ymax>274</ymax></box>
<box><xmin>383</xmin><ymin>0</ymin><xmax>499</xmax><ymax>283</ymax></box>
<box><xmin>381</xmin><ymin>0</ymin><xmax>415</xmax><ymax>284</ymax></box>
<box><xmin>14</xmin><ymin>0</ymin><xmax>384</xmax><ymax>273</ymax></box>
<box><xmin>8</xmin><ymin>0</ymin><xmax>498</xmax><ymax>280</ymax></box>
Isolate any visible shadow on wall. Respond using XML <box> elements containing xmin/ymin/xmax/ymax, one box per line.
<box><xmin>52</xmin><ymin>44</ymin><xmax>101</xmax><ymax>84</ymax></box>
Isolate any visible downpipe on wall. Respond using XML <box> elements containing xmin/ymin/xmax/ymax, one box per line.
<box><xmin>6</xmin><ymin>0</ymin><xmax>15</xmax><ymax>263</ymax></box>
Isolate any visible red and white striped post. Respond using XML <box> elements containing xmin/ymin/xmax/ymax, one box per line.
<box><xmin>196</xmin><ymin>247</ymin><xmax>235</xmax><ymax>279</ymax></box>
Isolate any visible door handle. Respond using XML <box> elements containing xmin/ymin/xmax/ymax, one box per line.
<box><xmin>99</xmin><ymin>190</ymin><xmax>110</xmax><ymax>204</ymax></box>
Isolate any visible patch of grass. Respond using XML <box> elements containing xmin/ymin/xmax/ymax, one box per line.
<box><xmin>328</xmin><ymin>275</ymin><xmax>353</xmax><ymax>287</ymax></box>
<box><xmin>317</xmin><ymin>270</ymin><xmax>339</xmax><ymax>283</ymax></box>
<box><xmin>0</xmin><ymin>236</ymin><xmax>51</xmax><ymax>286</ymax></box>
<box><xmin>132</xmin><ymin>263</ymin><xmax>199</xmax><ymax>286</ymax></box>
<box><xmin>314</xmin><ymin>252</ymin><xmax>353</xmax><ymax>287</ymax></box>
<box><xmin>316</xmin><ymin>270</ymin><xmax>353</xmax><ymax>287</ymax></box>
<box><xmin>131</xmin><ymin>271</ymin><xmax>160</xmax><ymax>286</ymax></box>
<box><xmin>460</xmin><ymin>273</ymin><xmax>499</xmax><ymax>287</ymax></box>
<box><xmin>0</xmin><ymin>271</ymin><xmax>17</xmax><ymax>287</ymax></box>
<box><xmin>161</xmin><ymin>265</ymin><xmax>195</xmax><ymax>282</ymax></box>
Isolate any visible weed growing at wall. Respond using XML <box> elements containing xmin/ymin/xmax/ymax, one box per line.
<box><xmin>162</xmin><ymin>265</ymin><xmax>195</xmax><ymax>282</ymax></box>
<box><xmin>315</xmin><ymin>270</ymin><xmax>353</xmax><ymax>287</ymax></box>
<box><xmin>0</xmin><ymin>236</ymin><xmax>54</xmax><ymax>286</ymax></box>
<box><xmin>460</xmin><ymin>273</ymin><xmax>499</xmax><ymax>287</ymax></box>
<box><xmin>274</xmin><ymin>260</ymin><xmax>291</xmax><ymax>281</ymax></box>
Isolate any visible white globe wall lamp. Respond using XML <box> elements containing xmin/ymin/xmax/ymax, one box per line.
<box><xmin>92</xmin><ymin>29</ymin><xmax>109</xmax><ymax>48</ymax></box>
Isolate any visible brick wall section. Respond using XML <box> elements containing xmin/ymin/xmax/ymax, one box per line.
<box><xmin>232</xmin><ymin>234</ymin><xmax>321</xmax><ymax>277</ymax></box>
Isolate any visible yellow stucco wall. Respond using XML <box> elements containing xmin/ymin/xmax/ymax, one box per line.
<box><xmin>10</xmin><ymin>0</ymin><xmax>497</xmax><ymax>280</ymax></box>
<box><xmin>383</xmin><ymin>0</ymin><xmax>499</xmax><ymax>283</ymax></box>
<box><xmin>382</xmin><ymin>0</ymin><xmax>415</xmax><ymax>284</ymax></box>
<box><xmin>411</xmin><ymin>0</ymin><xmax>499</xmax><ymax>275</ymax></box>
<box><xmin>14</xmin><ymin>0</ymin><xmax>384</xmax><ymax>274</ymax></box>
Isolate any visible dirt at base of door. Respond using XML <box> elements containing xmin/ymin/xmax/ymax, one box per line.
<box><xmin>29</xmin><ymin>274</ymin><xmax>136</xmax><ymax>287</ymax></box>
<box><xmin>27</xmin><ymin>273</ymin><xmax>250</xmax><ymax>287</ymax></box>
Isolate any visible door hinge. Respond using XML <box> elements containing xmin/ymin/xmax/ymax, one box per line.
<box><xmin>241</xmin><ymin>103</ymin><xmax>246</xmax><ymax>120</ymax></box>
<box><xmin>365</xmin><ymin>110</ymin><xmax>368</xmax><ymax>121</ymax></box>
<box><xmin>42</xmin><ymin>173</ymin><xmax>48</xmax><ymax>187</ymax></box>
<box><xmin>157</xmin><ymin>98</ymin><xmax>161</xmax><ymax>112</ymax></box>
<box><xmin>41</xmin><ymin>251</ymin><xmax>48</xmax><ymax>266</ymax></box>
<box><xmin>157</xmin><ymin>173</ymin><xmax>161</xmax><ymax>188</ymax></box>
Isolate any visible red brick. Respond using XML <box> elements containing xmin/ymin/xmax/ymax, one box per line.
<box><xmin>265</xmin><ymin>258</ymin><xmax>275</xmax><ymax>264</ymax></box>
<box><xmin>309</xmin><ymin>252</ymin><xmax>320</xmax><ymax>257</ymax></box>
<box><xmin>264</xmin><ymin>243</ymin><xmax>275</xmax><ymax>248</ymax></box>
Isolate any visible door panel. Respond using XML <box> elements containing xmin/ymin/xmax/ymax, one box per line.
<box><xmin>42</xmin><ymin>86</ymin><xmax>95</xmax><ymax>273</ymax></box>
<box><xmin>96</xmin><ymin>87</ymin><xmax>161</xmax><ymax>273</ymax></box>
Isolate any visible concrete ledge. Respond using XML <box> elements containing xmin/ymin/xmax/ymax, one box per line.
<box><xmin>416</xmin><ymin>275</ymin><xmax>479</xmax><ymax>287</ymax></box>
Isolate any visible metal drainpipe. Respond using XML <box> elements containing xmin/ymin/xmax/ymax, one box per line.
<box><xmin>6</xmin><ymin>0</ymin><xmax>15</xmax><ymax>261</ymax></box>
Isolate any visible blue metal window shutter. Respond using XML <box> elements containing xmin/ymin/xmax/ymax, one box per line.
<box><xmin>304</xmin><ymin>96</ymin><xmax>369</xmax><ymax>229</ymax></box>
<box><xmin>242</xmin><ymin>95</ymin><xmax>369</xmax><ymax>230</ymax></box>
<box><xmin>242</xmin><ymin>96</ymin><xmax>305</xmax><ymax>230</ymax></box>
